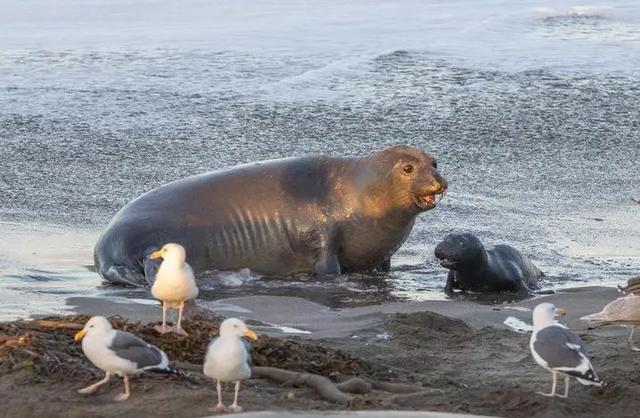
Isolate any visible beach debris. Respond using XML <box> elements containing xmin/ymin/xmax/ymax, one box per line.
<box><xmin>253</xmin><ymin>366</ymin><xmax>357</xmax><ymax>405</ymax></box>
<box><xmin>503</xmin><ymin>316</ymin><xmax>534</xmax><ymax>333</ymax></box>
<box><xmin>1</xmin><ymin>313</ymin><xmax>438</xmax><ymax>409</ymax></box>
<box><xmin>1</xmin><ymin>314</ymin><xmax>373</xmax><ymax>381</ymax></box>
<box><xmin>175</xmin><ymin>361</ymin><xmax>429</xmax><ymax>406</ymax></box>
<box><xmin>203</xmin><ymin>318</ymin><xmax>257</xmax><ymax>412</ymax></box>
<box><xmin>530</xmin><ymin>303</ymin><xmax>604</xmax><ymax>398</ymax></box>
<box><xmin>75</xmin><ymin>316</ymin><xmax>176</xmax><ymax>401</ymax></box>
<box><xmin>253</xmin><ymin>367</ymin><xmax>437</xmax><ymax>406</ymax></box>
<box><xmin>148</xmin><ymin>243</ymin><xmax>199</xmax><ymax>335</ymax></box>
<box><xmin>581</xmin><ymin>293</ymin><xmax>640</xmax><ymax>351</ymax></box>
<box><xmin>335</xmin><ymin>377</ymin><xmax>371</xmax><ymax>394</ymax></box>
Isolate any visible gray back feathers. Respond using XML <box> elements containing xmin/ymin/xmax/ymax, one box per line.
<box><xmin>110</xmin><ymin>331</ymin><xmax>164</xmax><ymax>369</ymax></box>
<box><xmin>534</xmin><ymin>326</ymin><xmax>586</xmax><ymax>369</ymax></box>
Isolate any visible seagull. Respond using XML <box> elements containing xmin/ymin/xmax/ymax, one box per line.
<box><xmin>530</xmin><ymin>303</ymin><xmax>605</xmax><ymax>398</ymax></box>
<box><xmin>203</xmin><ymin>318</ymin><xmax>258</xmax><ymax>413</ymax></box>
<box><xmin>581</xmin><ymin>293</ymin><xmax>640</xmax><ymax>351</ymax></box>
<box><xmin>74</xmin><ymin>316</ymin><xmax>173</xmax><ymax>401</ymax></box>
<box><xmin>148</xmin><ymin>243</ymin><xmax>199</xmax><ymax>335</ymax></box>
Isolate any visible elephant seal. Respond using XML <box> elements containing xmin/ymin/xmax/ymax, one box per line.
<box><xmin>434</xmin><ymin>233</ymin><xmax>542</xmax><ymax>296</ymax></box>
<box><xmin>95</xmin><ymin>145</ymin><xmax>447</xmax><ymax>286</ymax></box>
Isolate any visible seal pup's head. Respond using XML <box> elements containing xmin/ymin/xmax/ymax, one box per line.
<box><xmin>359</xmin><ymin>145</ymin><xmax>447</xmax><ymax>215</ymax></box>
<box><xmin>434</xmin><ymin>233</ymin><xmax>486</xmax><ymax>271</ymax></box>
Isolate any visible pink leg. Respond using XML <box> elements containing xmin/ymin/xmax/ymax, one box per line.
<box><xmin>154</xmin><ymin>301</ymin><xmax>172</xmax><ymax>334</ymax></box>
<box><xmin>77</xmin><ymin>372</ymin><xmax>111</xmax><ymax>394</ymax></box>
<box><xmin>175</xmin><ymin>301</ymin><xmax>188</xmax><ymax>335</ymax></box>
<box><xmin>537</xmin><ymin>370</ymin><xmax>558</xmax><ymax>397</ymax></box>
<box><xmin>209</xmin><ymin>380</ymin><xmax>226</xmax><ymax>412</ymax></box>
<box><xmin>114</xmin><ymin>375</ymin><xmax>131</xmax><ymax>401</ymax></box>
<box><xmin>227</xmin><ymin>381</ymin><xmax>243</xmax><ymax>412</ymax></box>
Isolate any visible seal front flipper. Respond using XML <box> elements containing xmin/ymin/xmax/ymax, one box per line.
<box><xmin>377</xmin><ymin>259</ymin><xmax>391</xmax><ymax>272</ymax></box>
<box><xmin>313</xmin><ymin>250</ymin><xmax>341</xmax><ymax>278</ymax></box>
<box><xmin>102</xmin><ymin>265</ymin><xmax>146</xmax><ymax>287</ymax></box>
<box><xmin>444</xmin><ymin>271</ymin><xmax>457</xmax><ymax>297</ymax></box>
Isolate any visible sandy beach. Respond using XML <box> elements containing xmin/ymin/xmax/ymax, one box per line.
<box><xmin>2</xmin><ymin>2</ymin><xmax>640</xmax><ymax>418</ymax></box>
<box><xmin>2</xmin><ymin>286</ymin><xmax>639</xmax><ymax>418</ymax></box>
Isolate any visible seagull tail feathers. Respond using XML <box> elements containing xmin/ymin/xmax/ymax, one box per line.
<box><xmin>150</xmin><ymin>365</ymin><xmax>201</xmax><ymax>384</ymax></box>
<box><xmin>568</xmin><ymin>367</ymin><xmax>606</xmax><ymax>387</ymax></box>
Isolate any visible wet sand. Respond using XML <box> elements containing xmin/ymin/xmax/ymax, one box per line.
<box><xmin>3</xmin><ymin>286</ymin><xmax>639</xmax><ymax>418</ymax></box>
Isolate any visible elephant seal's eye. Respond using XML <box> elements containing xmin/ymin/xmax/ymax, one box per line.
<box><xmin>403</xmin><ymin>164</ymin><xmax>414</xmax><ymax>174</ymax></box>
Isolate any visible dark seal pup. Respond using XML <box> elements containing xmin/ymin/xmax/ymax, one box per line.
<box><xmin>95</xmin><ymin>145</ymin><xmax>447</xmax><ymax>286</ymax></box>
<box><xmin>434</xmin><ymin>233</ymin><xmax>542</xmax><ymax>296</ymax></box>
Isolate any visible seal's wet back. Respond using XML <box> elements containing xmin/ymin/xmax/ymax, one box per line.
<box><xmin>94</xmin><ymin>145</ymin><xmax>447</xmax><ymax>286</ymax></box>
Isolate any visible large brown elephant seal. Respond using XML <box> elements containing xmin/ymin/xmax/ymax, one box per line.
<box><xmin>95</xmin><ymin>145</ymin><xmax>447</xmax><ymax>286</ymax></box>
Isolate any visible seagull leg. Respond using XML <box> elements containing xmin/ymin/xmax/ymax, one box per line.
<box><xmin>209</xmin><ymin>380</ymin><xmax>227</xmax><ymax>412</ymax></box>
<box><xmin>557</xmin><ymin>375</ymin><xmax>570</xmax><ymax>398</ymax></box>
<box><xmin>227</xmin><ymin>381</ymin><xmax>243</xmax><ymax>413</ymax></box>
<box><xmin>154</xmin><ymin>301</ymin><xmax>171</xmax><ymax>334</ymax></box>
<box><xmin>175</xmin><ymin>301</ymin><xmax>188</xmax><ymax>336</ymax></box>
<box><xmin>77</xmin><ymin>372</ymin><xmax>111</xmax><ymax>394</ymax></box>
<box><xmin>537</xmin><ymin>370</ymin><xmax>558</xmax><ymax>397</ymax></box>
<box><xmin>628</xmin><ymin>327</ymin><xmax>640</xmax><ymax>352</ymax></box>
<box><xmin>114</xmin><ymin>375</ymin><xmax>131</xmax><ymax>401</ymax></box>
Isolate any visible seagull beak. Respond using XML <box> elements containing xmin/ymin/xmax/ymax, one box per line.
<box><xmin>74</xmin><ymin>330</ymin><xmax>87</xmax><ymax>342</ymax></box>
<box><xmin>148</xmin><ymin>250</ymin><xmax>164</xmax><ymax>260</ymax></box>
<box><xmin>554</xmin><ymin>308</ymin><xmax>567</xmax><ymax>317</ymax></box>
<box><xmin>243</xmin><ymin>329</ymin><xmax>258</xmax><ymax>341</ymax></box>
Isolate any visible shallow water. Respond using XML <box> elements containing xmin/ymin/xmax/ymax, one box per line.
<box><xmin>1</xmin><ymin>0</ymin><xmax>639</xmax><ymax>320</ymax></box>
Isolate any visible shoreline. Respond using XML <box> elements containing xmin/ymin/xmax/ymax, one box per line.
<box><xmin>67</xmin><ymin>286</ymin><xmax>622</xmax><ymax>338</ymax></box>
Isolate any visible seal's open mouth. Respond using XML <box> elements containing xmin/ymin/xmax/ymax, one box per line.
<box><xmin>415</xmin><ymin>190</ymin><xmax>446</xmax><ymax>210</ymax></box>
<box><xmin>438</xmin><ymin>258</ymin><xmax>458</xmax><ymax>269</ymax></box>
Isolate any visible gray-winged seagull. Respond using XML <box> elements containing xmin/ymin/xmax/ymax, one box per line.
<box><xmin>530</xmin><ymin>303</ymin><xmax>605</xmax><ymax>398</ymax></box>
<box><xmin>75</xmin><ymin>316</ymin><xmax>173</xmax><ymax>401</ymax></box>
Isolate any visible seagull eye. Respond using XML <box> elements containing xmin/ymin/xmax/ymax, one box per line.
<box><xmin>403</xmin><ymin>164</ymin><xmax>414</xmax><ymax>174</ymax></box>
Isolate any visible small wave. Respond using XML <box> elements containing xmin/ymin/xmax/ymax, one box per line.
<box><xmin>199</xmin><ymin>268</ymin><xmax>259</xmax><ymax>288</ymax></box>
<box><xmin>534</xmin><ymin>5</ymin><xmax>615</xmax><ymax>19</ymax></box>
<box><xmin>257</xmin><ymin>55</ymin><xmax>373</xmax><ymax>101</ymax></box>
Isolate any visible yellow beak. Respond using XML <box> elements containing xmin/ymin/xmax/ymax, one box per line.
<box><xmin>243</xmin><ymin>329</ymin><xmax>258</xmax><ymax>341</ymax></box>
<box><xmin>148</xmin><ymin>250</ymin><xmax>164</xmax><ymax>260</ymax></box>
<box><xmin>554</xmin><ymin>307</ymin><xmax>567</xmax><ymax>317</ymax></box>
<box><xmin>74</xmin><ymin>330</ymin><xmax>87</xmax><ymax>342</ymax></box>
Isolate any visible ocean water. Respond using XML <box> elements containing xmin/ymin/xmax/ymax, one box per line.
<box><xmin>1</xmin><ymin>0</ymin><xmax>639</xmax><ymax>320</ymax></box>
